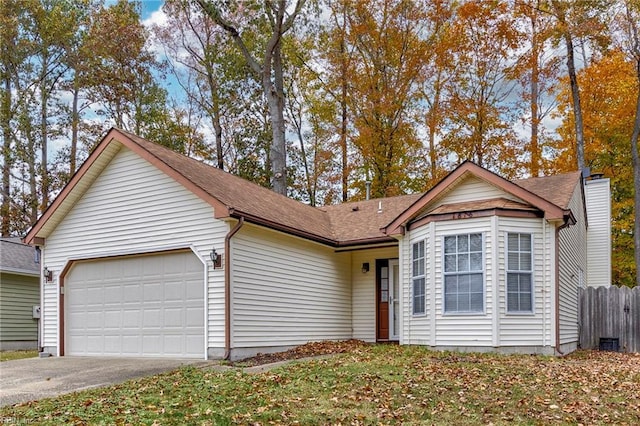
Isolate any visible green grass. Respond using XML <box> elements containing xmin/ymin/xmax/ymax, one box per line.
<box><xmin>0</xmin><ymin>350</ymin><xmax>38</xmax><ymax>362</ymax></box>
<box><xmin>1</xmin><ymin>346</ymin><xmax>639</xmax><ymax>425</ymax></box>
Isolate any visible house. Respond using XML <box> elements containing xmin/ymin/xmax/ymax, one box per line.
<box><xmin>24</xmin><ymin>128</ymin><xmax>611</xmax><ymax>359</ymax></box>
<box><xmin>0</xmin><ymin>238</ymin><xmax>41</xmax><ymax>350</ymax></box>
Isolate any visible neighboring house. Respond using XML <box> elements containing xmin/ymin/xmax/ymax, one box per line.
<box><xmin>0</xmin><ymin>238</ymin><xmax>40</xmax><ymax>350</ymax></box>
<box><xmin>24</xmin><ymin>128</ymin><xmax>611</xmax><ymax>359</ymax></box>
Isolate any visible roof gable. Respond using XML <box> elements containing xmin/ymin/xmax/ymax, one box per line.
<box><xmin>26</xmin><ymin>128</ymin><xmax>335</xmax><ymax>245</ymax></box>
<box><xmin>383</xmin><ymin>161</ymin><xmax>576</xmax><ymax>236</ymax></box>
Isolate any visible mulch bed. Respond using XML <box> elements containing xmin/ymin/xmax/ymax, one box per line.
<box><xmin>229</xmin><ymin>339</ymin><xmax>368</xmax><ymax>367</ymax></box>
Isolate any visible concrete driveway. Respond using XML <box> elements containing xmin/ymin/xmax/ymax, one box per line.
<box><xmin>0</xmin><ymin>356</ymin><xmax>212</xmax><ymax>407</ymax></box>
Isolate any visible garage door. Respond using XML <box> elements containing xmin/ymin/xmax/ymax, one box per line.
<box><xmin>65</xmin><ymin>251</ymin><xmax>204</xmax><ymax>358</ymax></box>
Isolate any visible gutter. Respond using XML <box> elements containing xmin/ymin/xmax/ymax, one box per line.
<box><xmin>554</xmin><ymin>217</ymin><xmax>572</xmax><ymax>356</ymax></box>
<box><xmin>224</xmin><ymin>216</ymin><xmax>245</xmax><ymax>360</ymax></box>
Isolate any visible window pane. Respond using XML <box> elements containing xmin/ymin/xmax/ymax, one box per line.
<box><xmin>458</xmin><ymin>273</ymin><xmax>470</xmax><ymax>293</ymax></box>
<box><xmin>520</xmin><ymin>253</ymin><xmax>531</xmax><ymax>271</ymax></box>
<box><xmin>470</xmin><ymin>273</ymin><xmax>483</xmax><ymax>292</ymax></box>
<box><xmin>508</xmin><ymin>252</ymin><xmax>519</xmax><ymax>271</ymax></box>
<box><xmin>413</xmin><ymin>278</ymin><xmax>425</xmax><ymax>315</ymax></box>
<box><xmin>445</xmin><ymin>275</ymin><xmax>457</xmax><ymax>293</ymax></box>
<box><xmin>507</xmin><ymin>292</ymin><xmax>519</xmax><ymax>311</ymax></box>
<box><xmin>470</xmin><ymin>234</ymin><xmax>482</xmax><ymax>251</ymax></box>
<box><xmin>444</xmin><ymin>236</ymin><xmax>456</xmax><ymax>253</ymax></box>
<box><xmin>470</xmin><ymin>292</ymin><xmax>483</xmax><ymax>311</ymax></box>
<box><xmin>507</xmin><ymin>273</ymin><xmax>519</xmax><ymax>291</ymax></box>
<box><xmin>444</xmin><ymin>292</ymin><xmax>456</xmax><ymax>312</ymax></box>
<box><xmin>508</xmin><ymin>233</ymin><xmax>519</xmax><ymax>251</ymax></box>
<box><xmin>445</xmin><ymin>254</ymin><xmax>456</xmax><ymax>272</ymax></box>
<box><xmin>520</xmin><ymin>234</ymin><xmax>531</xmax><ymax>250</ymax></box>
<box><xmin>457</xmin><ymin>253</ymin><xmax>469</xmax><ymax>271</ymax></box>
<box><xmin>470</xmin><ymin>253</ymin><xmax>483</xmax><ymax>271</ymax></box>
<box><xmin>458</xmin><ymin>235</ymin><xmax>469</xmax><ymax>252</ymax></box>
<box><xmin>507</xmin><ymin>272</ymin><xmax>532</xmax><ymax>312</ymax></box>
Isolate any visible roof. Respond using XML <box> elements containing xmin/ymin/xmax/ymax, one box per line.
<box><xmin>426</xmin><ymin>197</ymin><xmax>539</xmax><ymax>216</ymax></box>
<box><xmin>383</xmin><ymin>161</ymin><xmax>579</xmax><ymax>236</ymax></box>
<box><xmin>320</xmin><ymin>193</ymin><xmax>423</xmax><ymax>245</ymax></box>
<box><xmin>25</xmin><ymin>130</ymin><xmax>582</xmax><ymax>248</ymax></box>
<box><xmin>0</xmin><ymin>238</ymin><xmax>39</xmax><ymax>276</ymax></box>
<box><xmin>515</xmin><ymin>172</ymin><xmax>582</xmax><ymax>209</ymax></box>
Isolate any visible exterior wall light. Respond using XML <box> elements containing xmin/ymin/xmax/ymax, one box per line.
<box><xmin>43</xmin><ymin>267</ymin><xmax>53</xmax><ymax>282</ymax></box>
<box><xmin>362</xmin><ymin>262</ymin><xmax>370</xmax><ymax>273</ymax></box>
<box><xmin>210</xmin><ymin>248</ymin><xmax>222</xmax><ymax>269</ymax></box>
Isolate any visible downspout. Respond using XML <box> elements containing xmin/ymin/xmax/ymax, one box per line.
<box><xmin>555</xmin><ymin>219</ymin><xmax>571</xmax><ymax>356</ymax></box>
<box><xmin>224</xmin><ymin>216</ymin><xmax>244</xmax><ymax>360</ymax></box>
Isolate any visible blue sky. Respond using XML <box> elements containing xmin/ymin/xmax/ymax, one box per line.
<box><xmin>139</xmin><ymin>0</ymin><xmax>164</xmax><ymax>20</ymax></box>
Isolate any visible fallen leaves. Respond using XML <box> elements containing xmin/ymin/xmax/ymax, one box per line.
<box><xmin>1</xmin><ymin>346</ymin><xmax>639</xmax><ymax>425</ymax></box>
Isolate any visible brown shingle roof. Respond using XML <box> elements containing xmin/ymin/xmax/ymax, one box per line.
<box><xmin>427</xmin><ymin>197</ymin><xmax>538</xmax><ymax>215</ymax></box>
<box><xmin>515</xmin><ymin>172</ymin><xmax>582</xmax><ymax>209</ymax></box>
<box><xmin>320</xmin><ymin>194</ymin><xmax>423</xmax><ymax>244</ymax></box>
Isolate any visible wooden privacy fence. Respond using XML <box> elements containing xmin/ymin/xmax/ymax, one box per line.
<box><xmin>579</xmin><ymin>286</ymin><xmax>640</xmax><ymax>353</ymax></box>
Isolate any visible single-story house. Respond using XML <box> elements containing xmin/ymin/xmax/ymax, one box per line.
<box><xmin>0</xmin><ymin>237</ymin><xmax>41</xmax><ymax>350</ymax></box>
<box><xmin>25</xmin><ymin>128</ymin><xmax>611</xmax><ymax>359</ymax></box>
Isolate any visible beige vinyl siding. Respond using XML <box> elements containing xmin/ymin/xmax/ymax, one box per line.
<box><xmin>584</xmin><ymin>179</ymin><xmax>611</xmax><ymax>287</ymax></box>
<box><xmin>435</xmin><ymin>176</ymin><xmax>521</xmax><ymax>206</ymax></box>
<box><xmin>351</xmin><ymin>246</ymin><xmax>398</xmax><ymax>342</ymax></box>
<box><xmin>558</xmin><ymin>184</ymin><xmax>587</xmax><ymax>345</ymax></box>
<box><xmin>403</xmin><ymin>224</ymin><xmax>430</xmax><ymax>345</ymax></box>
<box><xmin>497</xmin><ymin>217</ymin><xmax>552</xmax><ymax>347</ymax></box>
<box><xmin>231</xmin><ymin>224</ymin><xmax>351</xmax><ymax>348</ymax></box>
<box><xmin>42</xmin><ymin>147</ymin><xmax>228</xmax><ymax>354</ymax></box>
<box><xmin>404</xmin><ymin>217</ymin><xmax>494</xmax><ymax>347</ymax></box>
<box><xmin>0</xmin><ymin>273</ymin><xmax>39</xmax><ymax>343</ymax></box>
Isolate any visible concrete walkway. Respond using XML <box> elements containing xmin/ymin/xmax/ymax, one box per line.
<box><xmin>0</xmin><ymin>356</ymin><xmax>212</xmax><ymax>407</ymax></box>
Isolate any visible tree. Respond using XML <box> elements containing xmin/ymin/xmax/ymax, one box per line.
<box><xmin>614</xmin><ymin>0</ymin><xmax>640</xmax><ymax>287</ymax></box>
<box><xmin>546</xmin><ymin>0</ymin><xmax>611</xmax><ymax>172</ymax></box>
<box><xmin>344</xmin><ymin>0</ymin><xmax>430</xmax><ymax>198</ymax></box>
<box><xmin>441</xmin><ymin>0</ymin><xmax>524</xmax><ymax>178</ymax></box>
<box><xmin>195</xmin><ymin>0</ymin><xmax>307</xmax><ymax>196</ymax></box>
<box><xmin>512</xmin><ymin>0</ymin><xmax>561</xmax><ymax>177</ymax></box>
<box><xmin>554</xmin><ymin>50</ymin><xmax>637</xmax><ymax>287</ymax></box>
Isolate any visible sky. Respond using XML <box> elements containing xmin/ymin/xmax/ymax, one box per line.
<box><xmin>139</xmin><ymin>0</ymin><xmax>164</xmax><ymax>21</ymax></box>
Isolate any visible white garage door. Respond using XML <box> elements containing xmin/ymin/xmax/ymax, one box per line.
<box><xmin>65</xmin><ymin>251</ymin><xmax>204</xmax><ymax>358</ymax></box>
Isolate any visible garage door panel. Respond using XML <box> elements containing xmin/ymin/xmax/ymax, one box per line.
<box><xmin>66</xmin><ymin>251</ymin><xmax>204</xmax><ymax>358</ymax></box>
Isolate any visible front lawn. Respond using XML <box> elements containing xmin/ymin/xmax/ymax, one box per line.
<box><xmin>1</xmin><ymin>344</ymin><xmax>638</xmax><ymax>425</ymax></box>
<box><xmin>0</xmin><ymin>350</ymin><xmax>38</xmax><ymax>362</ymax></box>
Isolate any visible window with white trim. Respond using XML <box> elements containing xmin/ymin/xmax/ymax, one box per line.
<box><xmin>412</xmin><ymin>240</ymin><xmax>425</xmax><ymax>315</ymax></box>
<box><xmin>444</xmin><ymin>233</ymin><xmax>483</xmax><ymax>313</ymax></box>
<box><xmin>506</xmin><ymin>233</ymin><xmax>533</xmax><ymax>313</ymax></box>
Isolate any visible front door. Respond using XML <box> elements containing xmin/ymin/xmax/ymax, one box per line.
<box><xmin>377</xmin><ymin>259</ymin><xmax>399</xmax><ymax>341</ymax></box>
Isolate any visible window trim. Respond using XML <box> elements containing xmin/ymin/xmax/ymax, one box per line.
<box><xmin>411</xmin><ymin>240</ymin><xmax>426</xmax><ymax>316</ymax></box>
<box><xmin>505</xmin><ymin>232</ymin><xmax>534</xmax><ymax>315</ymax></box>
<box><xmin>442</xmin><ymin>232</ymin><xmax>485</xmax><ymax>315</ymax></box>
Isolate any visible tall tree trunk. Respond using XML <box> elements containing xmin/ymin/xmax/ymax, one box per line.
<box><xmin>1</xmin><ymin>76</ymin><xmax>11</xmax><ymax>237</ymax></box>
<box><xmin>267</xmin><ymin>41</ymin><xmax>287</xmax><ymax>195</ymax></box>
<box><xmin>564</xmin><ymin>31</ymin><xmax>585</xmax><ymax>172</ymax></box>
<box><xmin>530</xmin><ymin>10</ymin><xmax>541</xmax><ymax>177</ymax></box>
<box><xmin>552</xmin><ymin>1</ymin><xmax>585</xmax><ymax>172</ymax></box>
<box><xmin>40</xmin><ymin>69</ymin><xmax>49</xmax><ymax>214</ymax></box>
<box><xmin>70</xmin><ymin>84</ymin><xmax>79</xmax><ymax>175</ymax></box>
<box><xmin>206</xmin><ymin>72</ymin><xmax>224</xmax><ymax>170</ymax></box>
<box><xmin>340</xmin><ymin>2</ymin><xmax>348</xmax><ymax>202</ymax></box>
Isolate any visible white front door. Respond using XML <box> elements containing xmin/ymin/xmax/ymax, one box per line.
<box><xmin>389</xmin><ymin>260</ymin><xmax>400</xmax><ymax>341</ymax></box>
